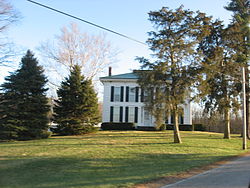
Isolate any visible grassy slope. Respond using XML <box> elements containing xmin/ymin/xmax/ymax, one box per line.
<box><xmin>0</xmin><ymin>131</ymin><xmax>249</xmax><ymax>188</ymax></box>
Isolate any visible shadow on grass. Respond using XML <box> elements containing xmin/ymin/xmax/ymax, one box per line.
<box><xmin>0</xmin><ymin>152</ymin><xmax>227</xmax><ymax>188</ymax></box>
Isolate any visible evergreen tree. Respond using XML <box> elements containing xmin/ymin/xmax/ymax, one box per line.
<box><xmin>198</xmin><ymin>20</ymin><xmax>242</xmax><ymax>139</ymax></box>
<box><xmin>53</xmin><ymin>65</ymin><xmax>100</xmax><ymax>135</ymax></box>
<box><xmin>0</xmin><ymin>50</ymin><xmax>50</xmax><ymax>140</ymax></box>
<box><xmin>224</xmin><ymin>0</ymin><xmax>250</xmax><ymax>139</ymax></box>
<box><xmin>137</xmin><ymin>6</ymin><xmax>211</xmax><ymax>143</ymax></box>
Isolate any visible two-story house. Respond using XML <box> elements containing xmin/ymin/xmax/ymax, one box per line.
<box><xmin>100</xmin><ymin>69</ymin><xmax>192</xmax><ymax>129</ymax></box>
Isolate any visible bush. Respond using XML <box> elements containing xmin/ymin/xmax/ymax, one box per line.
<box><xmin>101</xmin><ymin>122</ymin><xmax>135</xmax><ymax>130</ymax></box>
<box><xmin>166</xmin><ymin>124</ymin><xmax>192</xmax><ymax>131</ymax></box>
<box><xmin>137</xmin><ymin>126</ymin><xmax>157</xmax><ymax>131</ymax></box>
<box><xmin>40</xmin><ymin>131</ymin><xmax>52</xmax><ymax>139</ymax></box>
<box><xmin>193</xmin><ymin>124</ymin><xmax>206</xmax><ymax>131</ymax></box>
<box><xmin>137</xmin><ymin>124</ymin><xmax>166</xmax><ymax>131</ymax></box>
<box><xmin>80</xmin><ymin>125</ymin><xmax>99</xmax><ymax>134</ymax></box>
<box><xmin>156</xmin><ymin>124</ymin><xmax>166</xmax><ymax>131</ymax></box>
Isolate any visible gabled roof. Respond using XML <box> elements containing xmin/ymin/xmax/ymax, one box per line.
<box><xmin>100</xmin><ymin>72</ymin><xmax>139</xmax><ymax>80</ymax></box>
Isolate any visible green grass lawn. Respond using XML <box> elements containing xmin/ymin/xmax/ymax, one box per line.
<box><xmin>0</xmin><ymin>131</ymin><xmax>249</xmax><ymax>188</ymax></box>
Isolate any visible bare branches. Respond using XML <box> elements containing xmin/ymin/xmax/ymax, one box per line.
<box><xmin>0</xmin><ymin>0</ymin><xmax>20</xmax><ymax>67</ymax></box>
<box><xmin>0</xmin><ymin>0</ymin><xmax>19</xmax><ymax>32</ymax></box>
<box><xmin>39</xmin><ymin>23</ymin><xmax>117</xmax><ymax>84</ymax></box>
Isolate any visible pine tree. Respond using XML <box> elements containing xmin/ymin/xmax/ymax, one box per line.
<box><xmin>225</xmin><ymin>0</ymin><xmax>250</xmax><ymax>139</ymax></box>
<box><xmin>0</xmin><ymin>50</ymin><xmax>50</xmax><ymax>140</ymax></box>
<box><xmin>137</xmin><ymin>6</ymin><xmax>211</xmax><ymax>143</ymax></box>
<box><xmin>53</xmin><ymin>65</ymin><xmax>100</xmax><ymax>135</ymax></box>
<box><xmin>198</xmin><ymin>20</ymin><xmax>242</xmax><ymax>139</ymax></box>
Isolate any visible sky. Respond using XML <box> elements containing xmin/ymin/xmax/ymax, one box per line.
<box><xmin>1</xmin><ymin>0</ymin><xmax>233</xmax><ymax>96</ymax></box>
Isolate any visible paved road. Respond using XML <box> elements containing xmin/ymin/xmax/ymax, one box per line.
<box><xmin>162</xmin><ymin>154</ymin><xmax>250</xmax><ymax>188</ymax></box>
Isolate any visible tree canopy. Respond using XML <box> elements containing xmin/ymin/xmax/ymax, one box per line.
<box><xmin>137</xmin><ymin>6</ymin><xmax>212</xmax><ymax>143</ymax></box>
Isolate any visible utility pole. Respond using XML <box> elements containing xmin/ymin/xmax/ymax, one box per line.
<box><xmin>242</xmin><ymin>67</ymin><xmax>247</xmax><ymax>150</ymax></box>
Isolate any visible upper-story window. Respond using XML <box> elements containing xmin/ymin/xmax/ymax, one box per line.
<box><xmin>111</xmin><ymin>86</ymin><xmax>124</xmax><ymax>102</ymax></box>
<box><xmin>129</xmin><ymin>87</ymin><xmax>136</xmax><ymax>102</ymax></box>
<box><xmin>126</xmin><ymin>86</ymin><xmax>139</xmax><ymax>102</ymax></box>
<box><xmin>114</xmin><ymin>87</ymin><xmax>120</xmax><ymax>102</ymax></box>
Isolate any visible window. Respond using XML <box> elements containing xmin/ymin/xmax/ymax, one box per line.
<box><xmin>125</xmin><ymin>106</ymin><xmax>138</xmax><ymax>123</ymax></box>
<box><xmin>113</xmin><ymin>106</ymin><xmax>120</xmax><ymax>122</ymax></box>
<box><xmin>128</xmin><ymin>107</ymin><xmax>134</xmax><ymax>122</ymax></box>
<box><xmin>111</xmin><ymin>86</ymin><xmax>123</xmax><ymax>102</ymax></box>
<box><xmin>114</xmin><ymin>87</ymin><xmax>120</xmax><ymax>102</ymax></box>
<box><xmin>129</xmin><ymin>87</ymin><xmax>136</xmax><ymax>102</ymax></box>
<box><xmin>110</xmin><ymin>106</ymin><xmax>123</xmax><ymax>122</ymax></box>
<box><xmin>144</xmin><ymin>110</ymin><xmax>150</xmax><ymax>121</ymax></box>
<box><xmin>125</xmin><ymin>87</ymin><xmax>139</xmax><ymax>102</ymax></box>
<box><xmin>143</xmin><ymin>89</ymin><xmax>153</xmax><ymax>102</ymax></box>
<box><xmin>143</xmin><ymin>108</ymin><xmax>152</xmax><ymax>125</ymax></box>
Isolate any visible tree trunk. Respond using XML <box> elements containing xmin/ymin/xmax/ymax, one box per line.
<box><xmin>155</xmin><ymin>109</ymin><xmax>163</xmax><ymax>129</ymax></box>
<box><xmin>245</xmin><ymin>67</ymin><xmax>250</xmax><ymax>139</ymax></box>
<box><xmin>224</xmin><ymin>108</ymin><xmax>231</xmax><ymax>139</ymax></box>
<box><xmin>173</xmin><ymin>109</ymin><xmax>182</xmax><ymax>143</ymax></box>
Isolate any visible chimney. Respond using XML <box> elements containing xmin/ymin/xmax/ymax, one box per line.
<box><xmin>108</xmin><ymin>66</ymin><xmax>112</xmax><ymax>76</ymax></box>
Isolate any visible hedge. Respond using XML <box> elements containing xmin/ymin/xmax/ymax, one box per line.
<box><xmin>101</xmin><ymin>122</ymin><xmax>135</xmax><ymax>130</ymax></box>
<box><xmin>166</xmin><ymin>124</ymin><xmax>193</xmax><ymax>131</ymax></box>
<box><xmin>193</xmin><ymin>124</ymin><xmax>206</xmax><ymax>131</ymax></box>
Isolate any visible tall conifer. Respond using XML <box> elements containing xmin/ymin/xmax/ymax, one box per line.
<box><xmin>0</xmin><ymin>50</ymin><xmax>50</xmax><ymax>140</ymax></box>
<box><xmin>225</xmin><ymin>0</ymin><xmax>250</xmax><ymax>139</ymax></box>
<box><xmin>137</xmin><ymin>6</ymin><xmax>211</xmax><ymax>143</ymax></box>
<box><xmin>198</xmin><ymin>20</ymin><xmax>242</xmax><ymax>139</ymax></box>
<box><xmin>53</xmin><ymin>65</ymin><xmax>100</xmax><ymax>135</ymax></box>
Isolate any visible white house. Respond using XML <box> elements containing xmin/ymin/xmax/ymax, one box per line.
<box><xmin>100</xmin><ymin>69</ymin><xmax>192</xmax><ymax>129</ymax></box>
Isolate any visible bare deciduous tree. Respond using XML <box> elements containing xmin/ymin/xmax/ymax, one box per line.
<box><xmin>0</xmin><ymin>0</ymin><xmax>20</xmax><ymax>66</ymax></box>
<box><xmin>39</xmin><ymin>23</ymin><xmax>117</xmax><ymax>84</ymax></box>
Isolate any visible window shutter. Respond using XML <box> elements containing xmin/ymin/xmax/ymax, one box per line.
<box><xmin>119</xmin><ymin>107</ymin><xmax>123</xmax><ymax>122</ymax></box>
<box><xmin>126</xmin><ymin>86</ymin><xmax>129</xmax><ymax>102</ymax></box>
<box><xmin>151</xmin><ymin>88</ymin><xmax>154</xmax><ymax>102</ymax></box>
<box><xmin>125</xmin><ymin>107</ymin><xmax>129</xmax><ymax>122</ymax></box>
<box><xmin>135</xmin><ymin>107</ymin><xmax>138</xmax><ymax>123</ymax></box>
<box><xmin>165</xmin><ymin>117</ymin><xmax>169</xmax><ymax>124</ymax></box>
<box><xmin>135</xmin><ymin>87</ymin><xmax>139</xmax><ymax>102</ymax></box>
<box><xmin>110</xmin><ymin>106</ymin><xmax>114</xmax><ymax>122</ymax></box>
<box><xmin>171</xmin><ymin>114</ymin><xmax>174</xmax><ymax>124</ymax></box>
<box><xmin>179</xmin><ymin>115</ymin><xmax>184</xmax><ymax>124</ymax></box>
<box><xmin>141</xmin><ymin>88</ymin><xmax>144</xmax><ymax>102</ymax></box>
<box><xmin>120</xmin><ymin>86</ymin><xmax>124</xmax><ymax>102</ymax></box>
<box><xmin>111</xmin><ymin>86</ymin><xmax>114</xmax><ymax>102</ymax></box>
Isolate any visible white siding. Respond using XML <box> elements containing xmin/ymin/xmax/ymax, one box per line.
<box><xmin>101</xmin><ymin>77</ymin><xmax>192</xmax><ymax>127</ymax></box>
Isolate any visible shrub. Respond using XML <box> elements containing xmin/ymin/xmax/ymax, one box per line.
<box><xmin>137</xmin><ymin>126</ymin><xmax>157</xmax><ymax>131</ymax></box>
<box><xmin>156</xmin><ymin>124</ymin><xmax>166</xmax><ymax>131</ymax></box>
<box><xmin>101</xmin><ymin>122</ymin><xmax>135</xmax><ymax>130</ymax></box>
<box><xmin>137</xmin><ymin>124</ymin><xmax>166</xmax><ymax>131</ymax></box>
<box><xmin>166</xmin><ymin>124</ymin><xmax>193</xmax><ymax>131</ymax></box>
<box><xmin>193</xmin><ymin>124</ymin><xmax>206</xmax><ymax>131</ymax></box>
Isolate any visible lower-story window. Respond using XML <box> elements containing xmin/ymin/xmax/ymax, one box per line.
<box><xmin>128</xmin><ymin>107</ymin><xmax>135</xmax><ymax>122</ymax></box>
<box><xmin>110</xmin><ymin>106</ymin><xmax>123</xmax><ymax>122</ymax></box>
<box><xmin>125</xmin><ymin>106</ymin><xmax>138</xmax><ymax>123</ymax></box>
<box><xmin>113</xmin><ymin>106</ymin><xmax>120</xmax><ymax>122</ymax></box>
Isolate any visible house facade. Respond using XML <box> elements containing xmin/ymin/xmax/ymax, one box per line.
<box><xmin>100</xmin><ymin>70</ymin><xmax>192</xmax><ymax>128</ymax></box>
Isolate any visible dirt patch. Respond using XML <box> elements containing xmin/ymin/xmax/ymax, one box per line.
<box><xmin>133</xmin><ymin>151</ymin><xmax>250</xmax><ymax>188</ymax></box>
